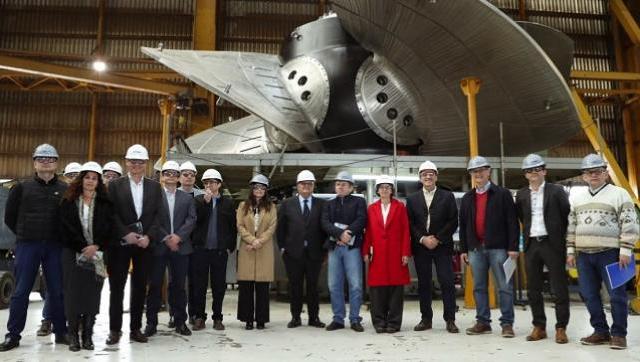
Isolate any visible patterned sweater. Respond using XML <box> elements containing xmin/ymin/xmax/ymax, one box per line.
<box><xmin>566</xmin><ymin>183</ymin><xmax>639</xmax><ymax>257</ymax></box>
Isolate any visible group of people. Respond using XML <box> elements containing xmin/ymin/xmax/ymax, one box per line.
<box><xmin>0</xmin><ymin>142</ymin><xmax>637</xmax><ymax>353</ymax></box>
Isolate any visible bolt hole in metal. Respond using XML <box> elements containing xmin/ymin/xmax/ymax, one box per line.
<box><xmin>376</xmin><ymin>92</ymin><xmax>388</xmax><ymax>103</ymax></box>
<box><xmin>376</xmin><ymin>75</ymin><xmax>388</xmax><ymax>86</ymax></box>
<box><xmin>403</xmin><ymin>115</ymin><xmax>413</xmax><ymax>127</ymax></box>
<box><xmin>387</xmin><ymin>108</ymin><xmax>398</xmax><ymax>119</ymax></box>
<box><xmin>301</xmin><ymin>91</ymin><xmax>311</xmax><ymax>101</ymax></box>
<box><xmin>298</xmin><ymin>76</ymin><xmax>308</xmax><ymax>86</ymax></box>
<box><xmin>288</xmin><ymin>71</ymin><xmax>297</xmax><ymax>80</ymax></box>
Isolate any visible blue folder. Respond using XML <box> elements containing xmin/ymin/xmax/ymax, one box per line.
<box><xmin>606</xmin><ymin>257</ymin><xmax>636</xmax><ymax>290</ymax></box>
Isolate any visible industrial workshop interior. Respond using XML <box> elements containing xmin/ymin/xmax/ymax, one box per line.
<box><xmin>0</xmin><ymin>0</ymin><xmax>639</xmax><ymax>361</ymax></box>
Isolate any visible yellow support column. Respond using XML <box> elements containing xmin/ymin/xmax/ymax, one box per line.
<box><xmin>158</xmin><ymin>98</ymin><xmax>174</xmax><ymax>165</ymax></box>
<box><xmin>87</xmin><ymin>93</ymin><xmax>98</xmax><ymax>160</ymax></box>
<box><xmin>191</xmin><ymin>0</ymin><xmax>217</xmax><ymax>134</ymax></box>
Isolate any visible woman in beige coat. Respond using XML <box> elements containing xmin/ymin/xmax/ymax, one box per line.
<box><xmin>236</xmin><ymin>174</ymin><xmax>277</xmax><ymax>330</ymax></box>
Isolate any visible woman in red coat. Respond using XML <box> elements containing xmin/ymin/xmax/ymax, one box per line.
<box><xmin>362</xmin><ymin>175</ymin><xmax>411</xmax><ymax>333</ymax></box>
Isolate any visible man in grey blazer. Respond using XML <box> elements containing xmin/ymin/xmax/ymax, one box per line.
<box><xmin>144</xmin><ymin>160</ymin><xmax>196</xmax><ymax>337</ymax></box>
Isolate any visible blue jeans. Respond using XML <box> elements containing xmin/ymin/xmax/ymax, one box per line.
<box><xmin>468</xmin><ymin>247</ymin><xmax>514</xmax><ymax>326</ymax></box>
<box><xmin>577</xmin><ymin>249</ymin><xmax>628</xmax><ymax>337</ymax></box>
<box><xmin>328</xmin><ymin>246</ymin><xmax>363</xmax><ymax>324</ymax></box>
<box><xmin>6</xmin><ymin>241</ymin><xmax>66</xmax><ymax>340</ymax></box>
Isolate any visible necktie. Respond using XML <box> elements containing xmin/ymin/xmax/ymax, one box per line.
<box><xmin>303</xmin><ymin>199</ymin><xmax>310</xmax><ymax>221</ymax></box>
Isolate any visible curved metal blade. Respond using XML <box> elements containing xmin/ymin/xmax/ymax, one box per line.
<box><xmin>183</xmin><ymin>115</ymin><xmax>271</xmax><ymax>155</ymax></box>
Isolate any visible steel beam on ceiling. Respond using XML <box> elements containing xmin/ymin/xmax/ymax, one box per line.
<box><xmin>571</xmin><ymin>70</ymin><xmax>640</xmax><ymax>81</ymax></box>
<box><xmin>611</xmin><ymin>0</ymin><xmax>640</xmax><ymax>45</ymax></box>
<box><xmin>0</xmin><ymin>54</ymin><xmax>186</xmax><ymax>95</ymax></box>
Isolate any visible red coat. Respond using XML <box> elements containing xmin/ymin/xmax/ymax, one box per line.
<box><xmin>362</xmin><ymin>199</ymin><xmax>411</xmax><ymax>287</ymax></box>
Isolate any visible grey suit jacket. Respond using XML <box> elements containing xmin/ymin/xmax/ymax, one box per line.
<box><xmin>153</xmin><ymin>188</ymin><xmax>196</xmax><ymax>256</ymax></box>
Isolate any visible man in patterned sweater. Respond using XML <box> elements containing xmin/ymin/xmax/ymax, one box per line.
<box><xmin>566</xmin><ymin>153</ymin><xmax>639</xmax><ymax>350</ymax></box>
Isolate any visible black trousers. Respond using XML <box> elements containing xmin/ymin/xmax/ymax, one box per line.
<box><xmin>187</xmin><ymin>253</ymin><xmax>196</xmax><ymax>319</ymax></box>
<box><xmin>525</xmin><ymin>239</ymin><xmax>570</xmax><ymax>329</ymax></box>
<box><xmin>414</xmin><ymin>251</ymin><xmax>457</xmax><ymax>322</ymax></box>
<box><xmin>191</xmin><ymin>248</ymin><xmax>229</xmax><ymax>321</ymax></box>
<box><xmin>369</xmin><ymin>286</ymin><xmax>404</xmax><ymax>329</ymax></box>
<box><xmin>106</xmin><ymin>246</ymin><xmax>152</xmax><ymax>332</ymax></box>
<box><xmin>146</xmin><ymin>252</ymin><xmax>189</xmax><ymax>327</ymax></box>
<box><xmin>237</xmin><ymin>281</ymin><xmax>270</xmax><ymax>324</ymax></box>
<box><xmin>283</xmin><ymin>251</ymin><xmax>322</xmax><ymax>320</ymax></box>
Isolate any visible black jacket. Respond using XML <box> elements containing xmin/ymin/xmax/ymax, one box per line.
<box><xmin>192</xmin><ymin>194</ymin><xmax>237</xmax><ymax>252</ymax></box>
<box><xmin>406</xmin><ymin>187</ymin><xmax>458</xmax><ymax>255</ymax></box>
<box><xmin>59</xmin><ymin>193</ymin><xmax>114</xmax><ymax>253</ymax></box>
<box><xmin>515</xmin><ymin>182</ymin><xmax>570</xmax><ymax>252</ymax></box>
<box><xmin>321</xmin><ymin>194</ymin><xmax>367</xmax><ymax>249</ymax></box>
<box><xmin>277</xmin><ymin>195</ymin><xmax>327</xmax><ymax>261</ymax></box>
<box><xmin>459</xmin><ymin>183</ymin><xmax>519</xmax><ymax>253</ymax></box>
<box><xmin>4</xmin><ymin>174</ymin><xmax>67</xmax><ymax>242</ymax></box>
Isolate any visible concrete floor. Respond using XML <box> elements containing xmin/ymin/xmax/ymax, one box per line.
<box><xmin>0</xmin><ymin>285</ymin><xmax>638</xmax><ymax>362</ymax></box>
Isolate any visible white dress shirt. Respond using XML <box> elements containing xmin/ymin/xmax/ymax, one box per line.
<box><xmin>164</xmin><ymin>187</ymin><xmax>176</xmax><ymax>234</ymax></box>
<box><xmin>381</xmin><ymin>201</ymin><xmax>391</xmax><ymax>225</ymax></box>
<box><xmin>529</xmin><ymin>182</ymin><xmax>548</xmax><ymax>237</ymax></box>
<box><xmin>129</xmin><ymin>175</ymin><xmax>144</xmax><ymax>219</ymax></box>
<box><xmin>422</xmin><ymin>186</ymin><xmax>437</xmax><ymax>231</ymax></box>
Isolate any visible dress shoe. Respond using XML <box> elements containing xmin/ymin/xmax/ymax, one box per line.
<box><xmin>54</xmin><ymin>333</ymin><xmax>69</xmax><ymax>345</ymax></box>
<box><xmin>130</xmin><ymin>330</ymin><xmax>148</xmax><ymax>343</ymax></box>
<box><xmin>325</xmin><ymin>321</ymin><xmax>344</xmax><ymax>331</ymax></box>
<box><xmin>374</xmin><ymin>326</ymin><xmax>386</xmax><ymax>334</ymax></box>
<box><xmin>192</xmin><ymin>318</ymin><xmax>205</xmax><ymax>331</ymax></box>
<box><xmin>256</xmin><ymin>322</ymin><xmax>265</xmax><ymax>330</ymax></box>
<box><xmin>446</xmin><ymin>321</ymin><xmax>459</xmax><ymax>334</ymax></box>
<box><xmin>526</xmin><ymin>326</ymin><xmax>547</xmax><ymax>341</ymax></box>
<box><xmin>105</xmin><ymin>331</ymin><xmax>121</xmax><ymax>345</ymax></box>
<box><xmin>501</xmin><ymin>324</ymin><xmax>515</xmax><ymax>338</ymax></box>
<box><xmin>466</xmin><ymin>322</ymin><xmax>492</xmax><ymax>335</ymax></box>
<box><xmin>167</xmin><ymin>316</ymin><xmax>175</xmax><ymax>329</ymax></box>
<box><xmin>213</xmin><ymin>320</ymin><xmax>225</xmax><ymax>331</ymax></box>
<box><xmin>0</xmin><ymin>336</ymin><xmax>19</xmax><ymax>352</ymax></box>
<box><xmin>245</xmin><ymin>322</ymin><xmax>254</xmax><ymax>330</ymax></box>
<box><xmin>308</xmin><ymin>318</ymin><xmax>326</xmax><ymax>328</ymax></box>
<box><xmin>350</xmin><ymin>322</ymin><xmax>364</xmax><ymax>332</ymax></box>
<box><xmin>610</xmin><ymin>336</ymin><xmax>627</xmax><ymax>350</ymax></box>
<box><xmin>143</xmin><ymin>325</ymin><xmax>157</xmax><ymax>338</ymax></box>
<box><xmin>413</xmin><ymin>320</ymin><xmax>432</xmax><ymax>331</ymax></box>
<box><xmin>555</xmin><ymin>328</ymin><xmax>568</xmax><ymax>344</ymax></box>
<box><xmin>385</xmin><ymin>327</ymin><xmax>399</xmax><ymax>334</ymax></box>
<box><xmin>175</xmin><ymin>324</ymin><xmax>192</xmax><ymax>336</ymax></box>
<box><xmin>37</xmin><ymin>319</ymin><xmax>52</xmax><ymax>337</ymax></box>
<box><xmin>287</xmin><ymin>318</ymin><xmax>302</xmax><ymax>328</ymax></box>
<box><xmin>580</xmin><ymin>332</ymin><xmax>610</xmax><ymax>345</ymax></box>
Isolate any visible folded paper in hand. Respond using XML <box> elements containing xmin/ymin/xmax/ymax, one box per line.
<box><xmin>606</xmin><ymin>258</ymin><xmax>636</xmax><ymax>290</ymax></box>
<box><xmin>503</xmin><ymin>257</ymin><xmax>517</xmax><ymax>284</ymax></box>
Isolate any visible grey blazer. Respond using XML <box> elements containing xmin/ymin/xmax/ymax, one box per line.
<box><xmin>153</xmin><ymin>188</ymin><xmax>197</xmax><ymax>256</ymax></box>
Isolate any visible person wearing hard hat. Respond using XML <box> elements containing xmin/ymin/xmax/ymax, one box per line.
<box><xmin>102</xmin><ymin>161</ymin><xmax>123</xmax><ymax>186</ymax></box>
<box><xmin>515</xmin><ymin>154</ymin><xmax>571</xmax><ymax>344</ymax></box>
<box><xmin>276</xmin><ymin>170</ymin><xmax>327</xmax><ymax>329</ymax></box>
<box><xmin>459</xmin><ymin>156</ymin><xmax>519</xmax><ymax>338</ymax></box>
<box><xmin>236</xmin><ymin>174</ymin><xmax>277</xmax><ymax>330</ymax></box>
<box><xmin>190</xmin><ymin>169</ymin><xmax>237</xmax><ymax>331</ymax></box>
<box><xmin>406</xmin><ymin>160</ymin><xmax>460</xmax><ymax>334</ymax></box>
<box><xmin>321</xmin><ymin>171</ymin><xmax>367</xmax><ymax>332</ymax></box>
<box><xmin>178</xmin><ymin>161</ymin><xmax>204</xmax><ymax>327</ymax></box>
<box><xmin>59</xmin><ymin>161</ymin><xmax>112</xmax><ymax>352</ymax></box>
<box><xmin>63</xmin><ymin>162</ymin><xmax>82</xmax><ymax>183</ymax></box>
<box><xmin>1</xmin><ymin>144</ymin><xmax>68</xmax><ymax>352</ymax></box>
<box><xmin>566</xmin><ymin>154</ymin><xmax>639</xmax><ymax>350</ymax></box>
<box><xmin>362</xmin><ymin>175</ymin><xmax>411</xmax><ymax>333</ymax></box>
<box><xmin>105</xmin><ymin>144</ymin><xmax>164</xmax><ymax>345</ymax></box>
<box><xmin>144</xmin><ymin>161</ymin><xmax>196</xmax><ymax>338</ymax></box>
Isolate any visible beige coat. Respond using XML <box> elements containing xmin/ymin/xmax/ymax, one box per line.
<box><xmin>236</xmin><ymin>201</ymin><xmax>277</xmax><ymax>282</ymax></box>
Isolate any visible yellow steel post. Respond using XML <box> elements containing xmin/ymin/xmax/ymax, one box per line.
<box><xmin>158</xmin><ymin>98</ymin><xmax>173</xmax><ymax>165</ymax></box>
<box><xmin>191</xmin><ymin>0</ymin><xmax>217</xmax><ymax>134</ymax></box>
<box><xmin>87</xmin><ymin>93</ymin><xmax>98</xmax><ymax>160</ymax></box>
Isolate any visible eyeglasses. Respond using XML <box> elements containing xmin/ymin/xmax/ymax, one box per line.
<box><xmin>298</xmin><ymin>181</ymin><xmax>314</xmax><ymax>187</ymax></box>
<box><xmin>127</xmin><ymin>159</ymin><xmax>146</xmax><ymax>165</ymax></box>
<box><xmin>162</xmin><ymin>170</ymin><xmax>180</xmax><ymax>177</ymax></box>
<box><xmin>203</xmin><ymin>179</ymin><xmax>220</xmax><ymax>185</ymax></box>
<box><xmin>582</xmin><ymin>168</ymin><xmax>606</xmax><ymax>176</ymax></box>
<box><xmin>181</xmin><ymin>172</ymin><xmax>196</xmax><ymax>178</ymax></box>
<box><xmin>34</xmin><ymin>157</ymin><xmax>57</xmax><ymax>164</ymax></box>
<box><xmin>378</xmin><ymin>185</ymin><xmax>393</xmax><ymax>190</ymax></box>
<box><xmin>420</xmin><ymin>171</ymin><xmax>437</xmax><ymax>177</ymax></box>
<box><xmin>252</xmin><ymin>184</ymin><xmax>267</xmax><ymax>190</ymax></box>
<box><xmin>524</xmin><ymin>167</ymin><xmax>545</xmax><ymax>174</ymax></box>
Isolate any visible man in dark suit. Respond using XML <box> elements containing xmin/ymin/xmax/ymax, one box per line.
<box><xmin>406</xmin><ymin>161</ymin><xmax>460</xmax><ymax>334</ymax></box>
<box><xmin>515</xmin><ymin>154</ymin><xmax>571</xmax><ymax>344</ymax></box>
<box><xmin>106</xmin><ymin>144</ymin><xmax>164</xmax><ymax>344</ymax></box>
<box><xmin>277</xmin><ymin>170</ymin><xmax>327</xmax><ymax>329</ymax></box>
<box><xmin>144</xmin><ymin>161</ymin><xmax>196</xmax><ymax>337</ymax></box>
<box><xmin>191</xmin><ymin>169</ymin><xmax>237</xmax><ymax>331</ymax></box>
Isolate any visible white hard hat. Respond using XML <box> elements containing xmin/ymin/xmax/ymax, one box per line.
<box><xmin>580</xmin><ymin>153</ymin><xmax>606</xmax><ymax>170</ymax></box>
<box><xmin>467</xmin><ymin>156</ymin><xmax>491</xmax><ymax>171</ymax></box>
<box><xmin>334</xmin><ymin>171</ymin><xmax>354</xmax><ymax>184</ymax></box>
<box><xmin>124</xmin><ymin>144</ymin><xmax>149</xmax><ymax>160</ymax></box>
<box><xmin>521</xmin><ymin>154</ymin><xmax>545</xmax><ymax>170</ymax></box>
<box><xmin>102</xmin><ymin>161</ymin><xmax>123</xmax><ymax>175</ymax></box>
<box><xmin>161</xmin><ymin>160</ymin><xmax>180</xmax><ymax>172</ymax></box>
<box><xmin>250</xmin><ymin>174</ymin><xmax>269</xmax><ymax>187</ymax></box>
<box><xmin>80</xmin><ymin>161</ymin><xmax>103</xmax><ymax>175</ymax></box>
<box><xmin>180</xmin><ymin>161</ymin><xmax>197</xmax><ymax>174</ymax></box>
<box><xmin>418</xmin><ymin>161</ymin><xmax>438</xmax><ymax>174</ymax></box>
<box><xmin>296</xmin><ymin>170</ymin><xmax>316</xmax><ymax>183</ymax></box>
<box><xmin>201</xmin><ymin>168</ymin><xmax>223</xmax><ymax>182</ymax></box>
<box><xmin>64</xmin><ymin>162</ymin><xmax>82</xmax><ymax>176</ymax></box>
<box><xmin>375</xmin><ymin>175</ymin><xmax>395</xmax><ymax>187</ymax></box>
<box><xmin>33</xmin><ymin>143</ymin><xmax>59</xmax><ymax>159</ymax></box>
